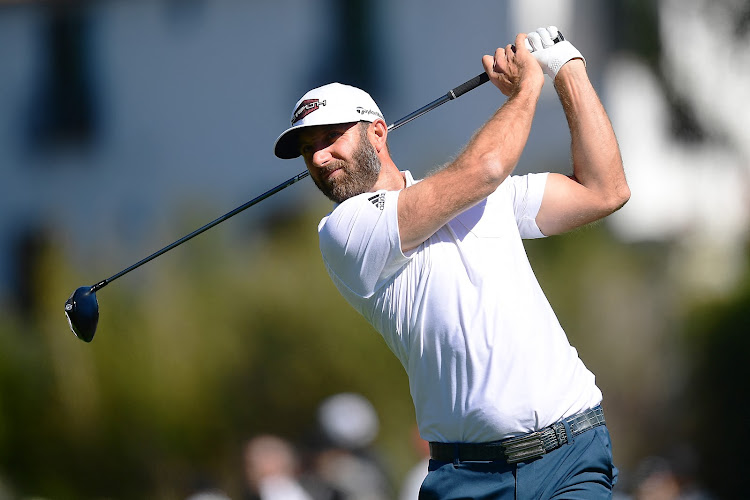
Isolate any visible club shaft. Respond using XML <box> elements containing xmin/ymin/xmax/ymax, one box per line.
<box><xmin>388</xmin><ymin>72</ymin><xmax>489</xmax><ymax>132</ymax></box>
<box><xmin>91</xmin><ymin>72</ymin><xmax>490</xmax><ymax>292</ymax></box>
<box><xmin>92</xmin><ymin>171</ymin><xmax>310</xmax><ymax>292</ymax></box>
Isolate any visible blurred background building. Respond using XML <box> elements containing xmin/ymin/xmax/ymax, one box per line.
<box><xmin>0</xmin><ymin>0</ymin><xmax>620</xmax><ymax>300</ymax></box>
<box><xmin>0</xmin><ymin>0</ymin><xmax>748</xmax><ymax>498</ymax></box>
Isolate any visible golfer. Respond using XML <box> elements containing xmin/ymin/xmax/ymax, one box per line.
<box><xmin>274</xmin><ymin>27</ymin><xmax>629</xmax><ymax>499</ymax></box>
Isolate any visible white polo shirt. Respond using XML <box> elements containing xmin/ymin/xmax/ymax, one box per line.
<box><xmin>318</xmin><ymin>170</ymin><xmax>602</xmax><ymax>443</ymax></box>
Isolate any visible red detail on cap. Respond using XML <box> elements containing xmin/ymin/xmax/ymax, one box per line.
<box><xmin>292</xmin><ymin>99</ymin><xmax>326</xmax><ymax>125</ymax></box>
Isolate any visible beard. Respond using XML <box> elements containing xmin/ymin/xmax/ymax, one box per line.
<box><xmin>312</xmin><ymin>124</ymin><xmax>382</xmax><ymax>204</ymax></box>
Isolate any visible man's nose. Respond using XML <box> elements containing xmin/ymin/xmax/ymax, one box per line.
<box><xmin>311</xmin><ymin>145</ymin><xmax>331</xmax><ymax>167</ymax></box>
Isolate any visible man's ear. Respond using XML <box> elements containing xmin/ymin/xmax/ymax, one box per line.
<box><xmin>369</xmin><ymin>119</ymin><xmax>388</xmax><ymax>154</ymax></box>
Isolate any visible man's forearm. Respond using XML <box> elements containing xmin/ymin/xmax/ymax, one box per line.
<box><xmin>555</xmin><ymin>61</ymin><xmax>629</xmax><ymax>210</ymax></box>
<box><xmin>455</xmin><ymin>81</ymin><xmax>543</xmax><ymax>184</ymax></box>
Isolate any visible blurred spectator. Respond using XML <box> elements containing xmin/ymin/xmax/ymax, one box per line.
<box><xmin>186</xmin><ymin>491</ymin><xmax>231</xmax><ymax>500</ymax></box>
<box><xmin>312</xmin><ymin>393</ymin><xmax>393</xmax><ymax>500</ymax></box>
<box><xmin>243</xmin><ymin>434</ymin><xmax>343</xmax><ymax>500</ymax></box>
<box><xmin>633</xmin><ymin>456</ymin><xmax>681</xmax><ymax>500</ymax></box>
<box><xmin>630</xmin><ymin>451</ymin><xmax>714</xmax><ymax>500</ymax></box>
<box><xmin>243</xmin><ymin>434</ymin><xmax>312</xmax><ymax>500</ymax></box>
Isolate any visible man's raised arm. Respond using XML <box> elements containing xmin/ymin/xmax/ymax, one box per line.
<box><xmin>529</xmin><ymin>28</ymin><xmax>630</xmax><ymax>235</ymax></box>
<box><xmin>397</xmin><ymin>33</ymin><xmax>545</xmax><ymax>252</ymax></box>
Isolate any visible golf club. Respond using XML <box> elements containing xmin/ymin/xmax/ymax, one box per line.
<box><xmin>64</xmin><ymin>71</ymin><xmax>491</xmax><ymax>342</ymax></box>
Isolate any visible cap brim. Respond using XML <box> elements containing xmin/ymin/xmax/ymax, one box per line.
<box><xmin>273</xmin><ymin>125</ymin><xmax>305</xmax><ymax>160</ymax></box>
<box><xmin>274</xmin><ymin>119</ymin><xmax>376</xmax><ymax>160</ymax></box>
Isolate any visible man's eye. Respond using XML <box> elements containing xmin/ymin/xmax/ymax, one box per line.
<box><xmin>300</xmin><ymin>144</ymin><xmax>312</xmax><ymax>155</ymax></box>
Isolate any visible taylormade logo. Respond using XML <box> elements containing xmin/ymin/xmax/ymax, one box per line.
<box><xmin>357</xmin><ymin>107</ymin><xmax>383</xmax><ymax>120</ymax></box>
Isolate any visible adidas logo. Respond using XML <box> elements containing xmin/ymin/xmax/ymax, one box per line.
<box><xmin>368</xmin><ymin>192</ymin><xmax>386</xmax><ymax>211</ymax></box>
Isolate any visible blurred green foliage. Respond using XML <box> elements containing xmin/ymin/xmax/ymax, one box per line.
<box><xmin>0</xmin><ymin>204</ymin><xmax>748</xmax><ymax>498</ymax></box>
<box><xmin>0</xmin><ymin>204</ymin><xmax>414</xmax><ymax>499</ymax></box>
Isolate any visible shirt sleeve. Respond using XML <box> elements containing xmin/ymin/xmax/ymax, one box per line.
<box><xmin>509</xmin><ymin>172</ymin><xmax>549</xmax><ymax>239</ymax></box>
<box><xmin>318</xmin><ymin>189</ymin><xmax>411</xmax><ymax>298</ymax></box>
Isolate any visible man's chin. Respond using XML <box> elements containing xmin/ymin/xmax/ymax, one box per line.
<box><xmin>317</xmin><ymin>183</ymin><xmax>346</xmax><ymax>204</ymax></box>
<box><xmin>316</xmin><ymin>171</ymin><xmax>379</xmax><ymax>203</ymax></box>
<box><xmin>328</xmin><ymin>188</ymin><xmax>354</xmax><ymax>204</ymax></box>
<box><xmin>326</xmin><ymin>184</ymin><xmax>366</xmax><ymax>204</ymax></box>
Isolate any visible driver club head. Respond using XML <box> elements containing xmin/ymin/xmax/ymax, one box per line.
<box><xmin>64</xmin><ymin>286</ymin><xmax>99</xmax><ymax>342</ymax></box>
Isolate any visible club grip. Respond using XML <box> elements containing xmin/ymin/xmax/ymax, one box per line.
<box><xmin>450</xmin><ymin>72</ymin><xmax>490</xmax><ymax>99</ymax></box>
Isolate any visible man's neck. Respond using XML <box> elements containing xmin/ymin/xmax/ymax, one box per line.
<box><xmin>372</xmin><ymin>161</ymin><xmax>406</xmax><ymax>192</ymax></box>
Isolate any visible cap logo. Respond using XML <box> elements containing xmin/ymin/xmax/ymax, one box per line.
<box><xmin>292</xmin><ymin>99</ymin><xmax>326</xmax><ymax>125</ymax></box>
<box><xmin>356</xmin><ymin>107</ymin><xmax>383</xmax><ymax>120</ymax></box>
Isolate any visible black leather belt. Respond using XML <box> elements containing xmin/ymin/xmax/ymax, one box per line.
<box><xmin>429</xmin><ymin>405</ymin><xmax>606</xmax><ymax>464</ymax></box>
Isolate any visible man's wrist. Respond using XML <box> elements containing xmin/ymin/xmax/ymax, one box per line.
<box><xmin>554</xmin><ymin>58</ymin><xmax>586</xmax><ymax>84</ymax></box>
<box><xmin>511</xmin><ymin>75</ymin><xmax>545</xmax><ymax>99</ymax></box>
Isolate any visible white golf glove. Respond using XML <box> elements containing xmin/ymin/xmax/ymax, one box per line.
<box><xmin>524</xmin><ymin>26</ymin><xmax>585</xmax><ymax>78</ymax></box>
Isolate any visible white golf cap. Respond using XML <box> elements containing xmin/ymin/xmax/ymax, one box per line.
<box><xmin>274</xmin><ymin>82</ymin><xmax>385</xmax><ymax>159</ymax></box>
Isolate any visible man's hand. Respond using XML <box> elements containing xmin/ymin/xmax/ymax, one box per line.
<box><xmin>526</xmin><ymin>26</ymin><xmax>585</xmax><ymax>79</ymax></box>
<box><xmin>482</xmin><ymin>33</ymin><xmax>544</xmax><ymax>97</ymax></box>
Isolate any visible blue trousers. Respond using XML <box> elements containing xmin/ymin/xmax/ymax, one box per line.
<box><xmin>419</xmin><ymin>426</ymin><xmax>618</xmax><ymax>500</ymax></box>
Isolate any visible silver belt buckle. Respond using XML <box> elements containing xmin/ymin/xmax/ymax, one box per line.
<box><xmin>501</xmin><ymin>431</ymin><xmax>546</xmax><ymax>464</ymax></box>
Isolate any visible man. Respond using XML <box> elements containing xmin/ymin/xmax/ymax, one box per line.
<box><xmin>274</xmin><ymin>27</ymin><xmax>629</xmax><ymax>499</ymax></box>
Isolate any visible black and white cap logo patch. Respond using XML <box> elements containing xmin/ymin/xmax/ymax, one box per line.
<box><xmin>292</xmin><ymin>99</ymin><xmax>326</xmax><ymax>125</ymax></box>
